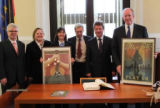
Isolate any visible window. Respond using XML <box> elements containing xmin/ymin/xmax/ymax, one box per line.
<box><xmin>58</xmin><ymin>0</ymin><xmax>86</xmax><ymax>38</ymax></box>
<box><xmin>57</xmin><ymin>0</ymin><xmax>122</xmax><ymax>38</ymax></box>
<box><xmin>94</xmin><ymin>0</ymin><xmax>116</xmax><ymax>37</ymax></box>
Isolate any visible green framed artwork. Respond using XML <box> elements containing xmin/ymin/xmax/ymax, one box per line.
<box><xmin>121</xmin><ymin>38</ymin><xmax>155</xmax><ymax>85</ymax></box>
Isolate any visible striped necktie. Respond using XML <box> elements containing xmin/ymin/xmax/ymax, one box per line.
<box><xmin>12</xmin><ymin>41</ymin><xmax>18</xmax><ymax>54</ymax></box>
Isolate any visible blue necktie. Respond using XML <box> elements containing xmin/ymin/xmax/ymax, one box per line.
<box><xmin>127</xmin><ymin>26</ymin><xmax>130</xmax><ymax>38</ymax></box>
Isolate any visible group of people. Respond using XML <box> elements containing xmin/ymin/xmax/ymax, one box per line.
<box><xmin>0</xmin><ymin>7</ymin><xmax>148</xmax><ymax>99</ymax></box>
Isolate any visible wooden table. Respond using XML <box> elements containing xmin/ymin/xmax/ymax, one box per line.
<box><xmin>0</xmin><ymin>86</ymin><xmax>19</xmax><ymax>108</ymax></box>
<box><xmin>14</xmin><ymin>83</ymin><xmax>153</xmax><ymax>108</ymax></box>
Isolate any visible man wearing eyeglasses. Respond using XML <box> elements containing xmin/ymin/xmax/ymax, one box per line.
<box><xmin>0</xmin><ymin>23</ymin><xmax>26</xmax><ymax>93</ymax></box>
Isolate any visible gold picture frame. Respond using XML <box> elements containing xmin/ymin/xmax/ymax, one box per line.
<box><xmin>42</xmin><ymin>47</ymin><xmax>72</xmax><ymax>84</ymax></box>
<box><xmin>121</xmin><ymin>38</ymin><xmax>155</xmax><ymax>85</ymax></box>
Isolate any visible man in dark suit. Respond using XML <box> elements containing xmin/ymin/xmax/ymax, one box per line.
<box><xmin>86</xmin><ymin>21</ymin><xmax>112</xmax><ymax>83</ymax></box>
<box><xmin>68</xmin><ymin>24</ymin><xmax>91</xmax><ymax>83</ymax></box>
<box><xmin>84</xmin><ymin>21</ymin><xmax>113</xmax><ymax>108</ymax></box>
<box><xmin>0</xmin><ymin>23</ymin><xmax>26</xmax><ymax>93</ymax></box>
<box><xmin>112</xmin><ymin>8</ymin><xmax>148</xmax><ymax>108</ymax></box>
<box><xmin>112</xmin><ymin>8</ymin><xmax>148</xmax><ymax>77</ymax></box>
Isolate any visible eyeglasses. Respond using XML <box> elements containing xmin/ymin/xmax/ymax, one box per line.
<box><xmin>8</xmin><ymin>31</ymin><xmax>18</xmax><ymax>32</ymax></box>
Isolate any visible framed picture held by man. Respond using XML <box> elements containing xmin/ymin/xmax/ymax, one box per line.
<box><xmin>42</xmin><ymin>47</ymin><xmax>72</xmax><ymax>84</ymax></box>
<box><xmin>121</xmin><ymin>38</ymin><xmax>155</xmax><ymax>85</ymax></box>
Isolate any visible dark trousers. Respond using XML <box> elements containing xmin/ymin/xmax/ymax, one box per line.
<box><xmin>35</xmin><ymin>104</ymin><xmax>50</xmax><ymax>108</ymax></box>
<box><xmin>55</xmin><ymin>104</ymin><xmax>69</xmax><ymax>108</ymax></box>
<box><xmin>72</xmin><ymin>62</ymin><xmax>86</xmax><ymax>83</ymax></box>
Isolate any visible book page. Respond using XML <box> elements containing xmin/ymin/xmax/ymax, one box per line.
<box><xmin>83</xmin><ymin>82</ymin><xmax>100</xmax><ymax>90</ymax></box>
<box><xmin>95</xmin><ymin>79</ymin><xmax>115</xmax><ymax>89</ymax></box>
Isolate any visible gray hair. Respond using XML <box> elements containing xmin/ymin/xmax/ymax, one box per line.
<box><xmin>123</xmin><ymin>8</ymin><xmax>134</xmax><ymax>16</ymax></box>
<box><xmin>74</xmin><ymin>23</ymin><xmax>84</xmax><ymax>30</ymax></box>
<box><xmin>7</xmin><ymin>23</ymin><xmax>18</xmax><ymax>32</ymax></box>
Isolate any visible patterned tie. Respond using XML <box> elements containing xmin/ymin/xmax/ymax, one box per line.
<box><xmin>12</xmin><ymin>41</ymin><xmax>18</xmax><ymax>54</ymax></box>
<box><xmin>77</xmin><ymin>38</ymin><xmax>82</xmax><ymax>59</ymax></box>
<box><xmin>127</xmin><ymin>25</ymin><xmax>131</xmax><ymax>38</ymax></box>
<box><xmin>98</xmin><ymin>38</ymin><xmax>102</xmax><ymax>53</ymax></box>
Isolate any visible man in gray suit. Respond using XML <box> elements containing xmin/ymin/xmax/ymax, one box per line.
<box><xmin>112</xmin><ymin>8</ymin><xmax>148</xmax><ymax>76</ymax></box>
<box><xmin>0</xmin><ymin>23</ymin><xmax>26</xmax><ymax>93</ymax></box>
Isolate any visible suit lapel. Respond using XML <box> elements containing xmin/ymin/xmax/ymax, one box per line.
<box><xmin>132</xmin><ymin>24</ymin><xmax>137</xmax><ymax>38</ymax></box>
<box><xmin>72</xmin><ymin>37</ymin><xmax>76</xmax><ymax>50</ymax></box>
<box><xmin>122</xmin><ymin>25</ymin><xmax>127</xmax><ymax>38</ymax></box>
<box><xmin>54</xmin><ymin>41</ymin><xmax>59</xmax><ymax>46</ymax></box>
<box><xmin>73</xmin><ymin>37</ymin><xmax>76</xmax><ymax>45</ymax></box>
<box><xmin>43</xmin><ymin>40</ymin><xmax>48</xmax><ymax>47</ymax></box>
<box><xmin>7</xmin><ymin>39</ymin><xmax>18</xmax><ymax>55</ymax></box>
<box><xmin>83</xmin><ymin>36</ymin><xmax>88</xmax><ymax>44</ymax></box>
<box><xmin>93</xmin><ymin>38</ymin><xmax>99</xmax><ymax>52</ymax></box>
<box><xmin>33</xmin><ymin>41</ymin><xmax>41</xmax><ymax>52</ymax></box>
<box><xmin>102</xmin><ymin>36</ymin><xmax>106</xmax><ymax>49</ymax></box>
<box><xmin>17</xmin><ymin>41</ymin><xmax>21</xmax><ymax>55</ymax></box>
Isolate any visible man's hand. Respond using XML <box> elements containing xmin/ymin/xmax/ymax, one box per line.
<box><xmin>40</xmin><ymin>57</ymin><xmax>43</xmax><ymax>63</ymax></box>
<box><xmin>116</xmin><ymin>65</ymin><xmax>121</xmax><ymax>75</ymax></box>
<box><xmin>71</xmin><ymin>58</ymin><xmax>75</xmax><ymax>63</ymax></box>
<box><xmin>112</xmin><ymin>71</ymin><xmax>116</xmax><ymax>76</ymax></box>
<box><xmin>0</xmin><ymin>78</ymin><xmax>7</xmax><ymax>85</ymax></box>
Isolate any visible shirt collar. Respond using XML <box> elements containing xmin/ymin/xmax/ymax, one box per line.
<box><xmin>35</xmin><ymin>40</ymin><xmax>44</xmax><ymax>48</ymax></box>
<box><xmin>96</xmin><ymin>35</ymin><xmax>104</xmax><ymax>40</ymax></box>
<box><xmin>58</xmin><ymin>41</ymin><xmax>65</xmax><ymax>46</ymax></box>
<box><xmin>125</xmin><ymin>23</ymin><xmax>134</xmax><ymax>30</ymax></box>
<box><xmin>76</xmin><ymin>36</ymin><xmax>84</xmax><ymax>40</ymax></box>
<box><xmin>9</xmin><ymin>38</ymin><xmax>17</xmax><ymax>44</ymax></box>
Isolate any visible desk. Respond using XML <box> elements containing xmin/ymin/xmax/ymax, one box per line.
<box><xmin>15</xmin><ymin>83</ymin><xmax>153</xmax><ymax>108</ymax></box>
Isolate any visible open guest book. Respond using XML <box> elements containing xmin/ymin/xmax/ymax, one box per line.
<box><xmin>82</xmin><ymin>79</ymin><xmax>115</xmax><ymax>90</ymax></box>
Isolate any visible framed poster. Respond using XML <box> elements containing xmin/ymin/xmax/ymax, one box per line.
<box><xmin>121</xmin><ymin>38</ymin><xmax>155</xmax><ymax>85</ymax></box>
<box><xmin>42</xmin><ymin>47</ymin><xmax>72</xmax><ymax>84</ymax></box>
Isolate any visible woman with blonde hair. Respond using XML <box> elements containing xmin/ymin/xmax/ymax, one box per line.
<box><xmin>26</xmin><ymin>27</ymin><xmax>52</xmax><ymax>84</ymax></box>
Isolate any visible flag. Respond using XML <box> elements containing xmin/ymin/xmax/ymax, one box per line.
<box><xmin>0</xmin><ymin>0</ymin><xmax>15</xmax><ymax>41</ymax></box>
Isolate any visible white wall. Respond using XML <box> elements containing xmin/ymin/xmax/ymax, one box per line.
<box><xmin>131</xmin><ymin>0</ymin><xmax>160</xmax><ymax>52</ymax></box>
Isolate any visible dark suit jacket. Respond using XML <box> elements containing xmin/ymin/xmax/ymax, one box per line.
<box><xmin>86</xmin><ymin>36</ymin><xmax>112</xmax><ymax>82</ymax></box>
<box><xmin>112</xmin><ymin>24</ymin><xmax>148</xmax><ymax>67</ymax></box>
<box><xmin>0</xmin><ymin>39</ymin><xmax>25</xmax><ymax>88</ymax></box>
<box><xmin>26</xmin><ymin>40</ymin><xmax>52</xmax><ymax>83</ymax></box>
<box><xmin>52</xmin><ymin>40</ymin><xmax>71</xmax><ymax>47</ymax></box>
<box><xmin>68</xmin><ymin>35</ymin><xmax>91</xmax><ymax>58</ymax></box>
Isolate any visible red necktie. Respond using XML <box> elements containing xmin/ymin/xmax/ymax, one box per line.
<box><xmin>12</xmin><ymin>42</ymin><xmax>18</xmax><ymax>54</ymax></box>
<box><xmin>77</xmin><ymin>38</ymin><xmax>82</xmax><ymax>59</ymax></box>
